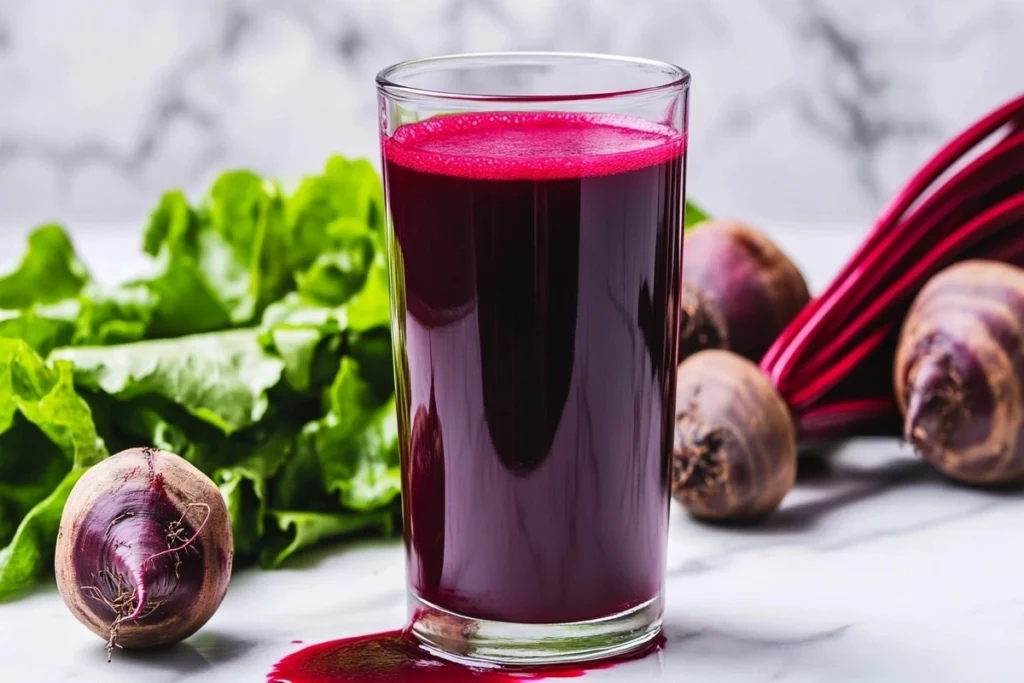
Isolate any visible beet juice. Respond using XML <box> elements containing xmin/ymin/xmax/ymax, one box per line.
<box><xmin>383</xmin><ymin>110</ymin><xmax>684</xmax><ymax>624</ymax></box>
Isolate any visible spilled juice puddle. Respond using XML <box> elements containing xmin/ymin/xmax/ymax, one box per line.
<box><xmin>268</xmin><ymin>630</ymin><xmax>664</xmax><ymax>682</ymax></box>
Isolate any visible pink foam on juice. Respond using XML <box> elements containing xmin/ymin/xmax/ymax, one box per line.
<box><xmin>382</xmin><ymin>111</ymin><xmax>685</xmax><ymax>180</ymax></box>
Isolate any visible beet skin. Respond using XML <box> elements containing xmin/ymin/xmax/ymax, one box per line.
<box><xmin>672</xmin><ymin>350</ymin><xmax>797</xmax><ymax>520</ymax></box>
<box><xmin>896</xmin><ymin>260</ymin><xmax>1024</xmax><ymax>485</ymax></box>
<box><xmin>55</xmin><ymin>447</ymin><xmax>233</xmax><ymax>659</ymax></box>
<box><xmin>679</xmin><ymin>219</ymin><xmax>809</xmax><ymax>362</ymax></box>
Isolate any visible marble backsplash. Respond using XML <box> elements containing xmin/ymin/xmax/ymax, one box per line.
<box><xmin>0</xmin><ymin>0</ymin><xmax>1021</xmax><ymax>232</ymax></box>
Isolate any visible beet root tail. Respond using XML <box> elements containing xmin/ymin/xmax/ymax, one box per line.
<box><xmin>903</xmin><ymin>355</ymin><xmax>965</xmax><ymax>448</ymax></box>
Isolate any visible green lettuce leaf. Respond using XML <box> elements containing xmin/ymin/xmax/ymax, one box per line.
<box><xmin>0</xmin><ymin>340</ymin><xmax>107</xmax><ymax>600</ymax></box>
<box><xmin>285</xmin><ymin>157</ymin><xmax>385</xmax><ymax>264</ymax></box>
<box><xmin>0</xmin><ymin>418</ymin><xmax>68</xmax><ymax>547</ymax></box>
<box><xmin>72</xmin><ymin>283</ymin><xmax>158</xmax><ymax>346</ymax></box>
<box><xmin>295</xmin><ymin>219</ymin><xmax>377</xmax><ymax>306</ymax></box>
<box><xmin>348</xmin><ymin>328</ymin><xmax>394</xmax><ymax>399</ymax></box>
<box><xmin>0</xmin><ymin>468</ymin><xmax>87</xmax><ymax>600</ymax></box>
<box><xmin>0</xmin><ymin>341</ymin><xmax>108</xmax><ymax>467</ymax></box>
<box><xmin>304</xmin><ymin>358</ymin><xmax>401</xmax><ymax>511</ymax></box>
<box><xmin>214</xmin><ymin>424</ymin><xmax>297</xmax><ymax>559</ymax></box>
<box><xmin>138</xmin><ymin>190</ymin><xmax>236</xmax><ymax>336</ymax></box>
<box><xmin>255</xmin><ymin>418</ymin><xmax>382</xmax><ymax>567</ymax></box>
<box><xmin>0</xmin><ymin>225</ymin><xmax>90</xmax><ymax>309</ymax></box>
<box><xmin>685</xmin><ymin>200</ymin><xmax>711</xmax><ymax>229</ymax></box>
<box><xmin>51</xmin><ymin>329</ymin><xmax>285</xmax><ymax>435</ymax></box>
<box><xmin>302</xmin><ymin>399</ymin><xmax>400</xmax><ymax>512</ymax></box>
<box><xmin>0</xmin><ymin>283</ymin><xmax>157</xmax><ymax>355</ymax></box>
<box><xmin>259</xmin><ymin>293</ymin><xmax>348</xmax><ymax>393</ymax></box>
<box><xmin>265</xmin><ymin>326</ymin><xmax>332</xmax><ymax>394</ymax></box>
<box><xmin>202</xmin><ymin>170</ymin><xmax>293</xmax><ymax>318</ymax></box>
<box><xmin>346</xmin><ymin>253</ymin><xmax>391</xmax><ymax>333</ymax></box>
<box><xmin>261</xmin><ymin>509</ymin><xmax>393</xmax><ymax>569</ymax></box>
<box><xmin>0</xmin><ymin>304</ymin><xmax>78</xmax><ymax>356</ymax></box>
<box><xmin>85</xmin><ymin>396</ymin><xmax>225</xmax><ymax>472</ymax></box>
<box><xmin>136</xmin><ymin>158</ymin><xmax>384</xmax><ymax>340</ymax></box>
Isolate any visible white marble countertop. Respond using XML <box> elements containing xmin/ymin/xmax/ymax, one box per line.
<box><xmin>1</xmin><ymin>224</ymin><xmax>1022</xmax><ymax>682</ymax></box>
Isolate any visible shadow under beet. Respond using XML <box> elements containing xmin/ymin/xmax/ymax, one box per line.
<box><xmin>100</xmin><ymin>642</ymin><xmax>213</xmax><ymax>674</ymax></box>
<box><xmin>186</xmin><ymin>630</ymin><xmax>260</xmax><ymax>664</ymax></box>
<box><xmin>689</xmin><ymin>450</ymin><xmax>939</xmax><ymax>537</ymax></box>
<box><xmin>761</xmin><ymin>458</ymin><xmax>933</xmax><ymax>533</ymax></box>
<box><xmin>84</xmin><ymin>630</ymin><xmax>258</xmax><ymax>674</ymax></box>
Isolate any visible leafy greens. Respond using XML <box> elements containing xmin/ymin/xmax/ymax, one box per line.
<box><xmin>0</xmin><ymin>339</ymin><xmax>107</xmax><ymax>600</ymax></box>
<box><xmin>0</xmin><ymin>156</ymin><xmax>400</xmax><ymax>600</ymax></box>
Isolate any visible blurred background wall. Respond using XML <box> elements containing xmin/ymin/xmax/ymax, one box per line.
<box><xmin>1</xmin><ymin>0</ymin><xmax>1022</xmax><ymax>232</ymax></box>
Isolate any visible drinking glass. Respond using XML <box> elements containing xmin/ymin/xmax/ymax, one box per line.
<box><xmin>376</xmin><ymin>52</ymin><xmax>690</xmax><ymax>665</ymax></box>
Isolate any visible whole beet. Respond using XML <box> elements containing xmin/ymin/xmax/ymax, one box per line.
<box><xmin>55</xmin><ymin>447</ymin><xmax>233</xmax><ymax>660</ymax></box>
<box><xmin>672</xmin><ymin>349</ymin><xmax>797</xmax><ymax>520</ymax></box>
<box><xmin>895</xmin><ymin>260</ymin><xmax>1024</xmax><ymax>485</ymax></box>
<box><xmin>680</xmin><ymin>220</ymin><xmax>810</xmax><ymax>362</ymax></box>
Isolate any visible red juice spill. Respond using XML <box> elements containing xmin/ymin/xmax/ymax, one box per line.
<box><xmin>267</xmin><ymin>630</ymin><xmax>665</xmax><ymax>683</ymax></box>
<box><xmin>383</xmin><ymin>111</ymin><xmax>686</xmax><ymax>624</ymax></box>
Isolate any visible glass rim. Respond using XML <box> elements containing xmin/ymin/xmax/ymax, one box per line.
<box><xmin>375</xmin><ymin>51</ymin><xmax>690</xmax><ymax>103</ymax></box>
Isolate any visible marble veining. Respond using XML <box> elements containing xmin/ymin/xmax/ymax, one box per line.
<box><xmin>0</xmin><ymin>0</ymin><xmax>1021</xmax><ymax>230</ymax></box>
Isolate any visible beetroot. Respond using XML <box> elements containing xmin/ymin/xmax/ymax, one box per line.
<box><xmin>55</xmin><ymin>447</ymin><xmax>233</xmax><ymax>660</ymax></box>
<box><xmin>671</xmin><ymin>92</ymin><xmax>1024</xmax><ymax>521</ymax></box>
<box><xmin>679</xmin><ymin>220</ymin><xmax>809</xmax><ymax>362</ymax></box>
<box><xmin>673</xmin><ymin>350</ymin><xmax>796</xmax><ymax>520</ymax></box>
<box><xmin>896</xmin><ymin>260</ymin><xmax>1024</xmax><ymax>485</ymax></box>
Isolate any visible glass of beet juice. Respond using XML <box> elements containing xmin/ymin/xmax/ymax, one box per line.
<box><xmin>376</xmin><ymin>52</ymin><xmax>689</xmax><ymax>666</ymax></box>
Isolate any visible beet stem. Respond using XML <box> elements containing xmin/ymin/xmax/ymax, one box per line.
<box><xmin>788</xmin><ymin>326</ymin><xmax>892</xmax><ymax>411</ymax></box>
<box><xmin>761</xmin><ymin>93</ymin><xmax>1024</xmax><ymax>373</ymax></box>
<box><xmin>787</xmin><ymin>143</ymin><xmax>1024</xmax><ymax>389</ymax></box>
<box><xmin>798</xmin><ymin>396</ymin><xmax>897</xmax><ymax>440</ymax></box>
<box><xmin>769</xmin><ymin>152</ymin><xmax>1024</xmax><ymax>393</ymax></box>
<box><xmin>762</xmin><ymin>96</ymin><xmax>1024</xmax><ymax>382</ymax></box>
<box><xmin>785</xmin><ymin>190</ymin><xmax>1024</xmax><ymax>414</ymax></box>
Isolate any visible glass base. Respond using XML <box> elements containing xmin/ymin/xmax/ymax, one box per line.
<box><xmin>408</xmin><ymin>592</ymin><xmax>663</xmax><ymax>666</ymax></box>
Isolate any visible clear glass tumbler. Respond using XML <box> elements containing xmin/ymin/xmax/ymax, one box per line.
<box><xmin>376</xmin><ymin>52</ymin><xmax>690</xmax><ymax>665</ymax></box>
